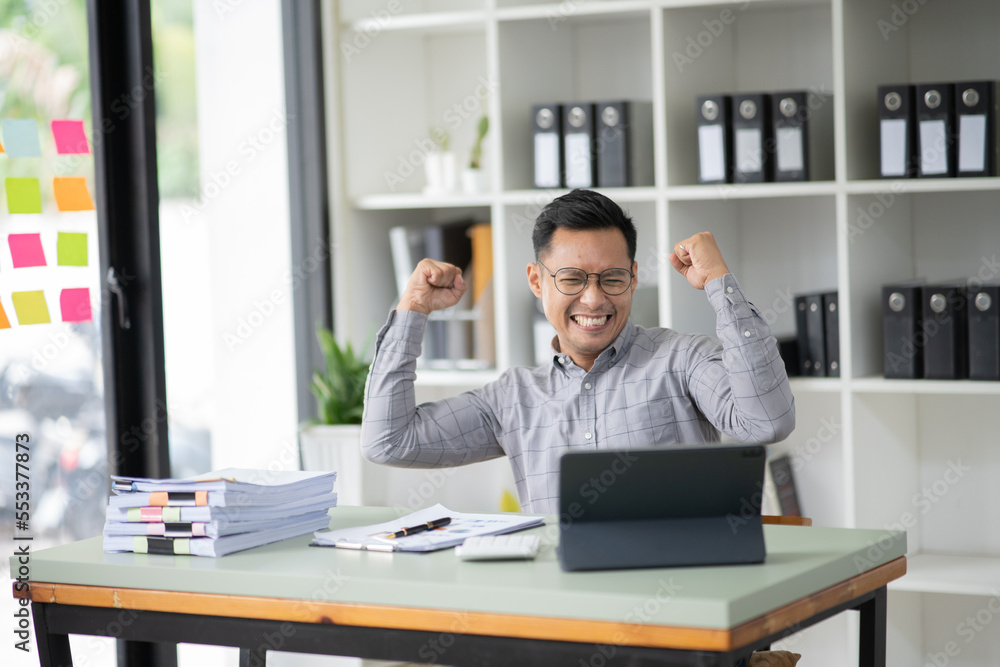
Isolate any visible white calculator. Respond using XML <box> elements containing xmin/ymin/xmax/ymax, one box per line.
<box><xmin>455</xmin><ymin>533</ymin><xmax>541</xmax><ymax>561</ymax></box>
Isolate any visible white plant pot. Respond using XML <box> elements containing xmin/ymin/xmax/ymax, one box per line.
<box><xmin>461</xmin><ymin>167</ymin><xmax>488</xmax><ymax>194</ymax></box>
<box><xmin>423</xmin><ymin>151</ymin><xmax>457</xmax><ymax>195</ymax></box>
<box><xmin>299</xmin><ymin>424</ymin><xmax>385</xmax><ymax>507</ymax></box>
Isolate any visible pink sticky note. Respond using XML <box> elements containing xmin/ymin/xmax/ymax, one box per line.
<box><xmin>60</xmin><ymin>288</ymin><xmax>92</xmax><ymax>323</ymax></box>
<box><xmin>8</xmin><ymin>233</ymin><xmax>47</xmax><ymax>268</ymax></box>
<box><xmin>51</xmin><ymin>120</ymin><xmax>90</xmax><ymax>154</ymax></box>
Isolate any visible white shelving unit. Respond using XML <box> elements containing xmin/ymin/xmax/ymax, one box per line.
<box><xmin>324</xmin><ymin>1</ymin><xmax>1000</xmax><ymax>664</ymax></box>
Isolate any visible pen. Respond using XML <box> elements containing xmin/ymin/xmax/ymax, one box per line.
<box><xmin>386</xmin><ymin>517</ymin><xmax>451</xmax><ymax>538</ymax></box>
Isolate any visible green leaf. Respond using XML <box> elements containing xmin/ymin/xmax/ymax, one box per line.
<box><xmin>308</xmin><ymin>324</ymin><xmax>373</xmax><ymax>426</ymax></box>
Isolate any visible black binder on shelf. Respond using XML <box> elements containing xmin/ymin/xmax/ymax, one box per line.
<box><xmin>776</xmin><ymin>336</ymin><xmax>801</xmax><ymax>378</ymax></box>
<box><xmin>922</xmin><ymin>283</ymin><xmax>969</xmax><ymax>380</ymax></box>
<box><xmin>823</xmin><ymin>291</ymin><xmax>840</xmax><ymax>377</ymax></box>
<box><xmin>532</xmin><ymin>103</ymin><xmax>563</xmax><ymax>188</ymax></box>
<box><xmin>563</xmin><ymin>103</ymin><xmax>597</xmax><ymax>188</ymax></box>
<box><xmin>915</xmin><ymin>83</ymin><xmax>956</xmax><ymax>178</ymax></box>
<box><xmin>595</xmin><ymin>100</ymin><xmax>654</xmax><ymax>187</ymax></box>
<box><xmin>878</xmin><ymin>84</ymin><xmax>917</xmax><ymax>178</ymax></box>
<box><xmin>732</xmin><ymin>93</ymin><xmax>772</xmax><ymax>183</ymax></box>
<box><xmin>424</xmin><ymin>220</ymin><xmax>476</xmax><ymax>365</ymax></box>
<box><xmin>956</xmin><ymin>80</ymin><xmax>997</xmax><ymax>178</ymax></box>
<box><xmin>558</xmin><ymin>445</ymin><xmax>767</xmax><ymax>572</ymax></box>
<box><xmin>968</xmin><ymin>285</ymin><xmax>1000</xmax><ymax>381</ymax></box>
<box><xmin>772</xmin><ymin>91</ymin><xmax>810</xmax><ymax>181</ymax></box>
<box><xmin>696</xmin><ymin>94</ymin><xmax>732</xmax><ymax>184</ymax></box>
<box><xmin>882</xmin><ymin>282</ymin><xmax>924</xmax><ymax>379</ymax></box>
<box><xmin>795</xmin><ymin>293</ymin><xmax>826</xmax><ymax>377</ymax></box>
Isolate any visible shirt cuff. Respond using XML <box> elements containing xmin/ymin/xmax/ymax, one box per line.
<box><xmin>705</xmin><ymin>273</ymin><xmax>746</xmax><ymax>310</ymax></box>
<box><xmin>374</xmin><ymin>308</ymin><xmax>429</xmax><ymax>358</ymax></box>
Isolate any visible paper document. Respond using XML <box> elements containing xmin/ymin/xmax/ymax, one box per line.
<box><xmin>312</xmin><ymin>503</ymin><xmax>544</xmax><ymax>552</ymax></box>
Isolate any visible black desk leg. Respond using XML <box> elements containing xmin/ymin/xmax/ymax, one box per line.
<box><xmin>240</xmin><ymin>647</ymin><xmax>268</xmax><ymax>667</ymax></box>
<box><xmin>32</xmin><ymin>603</ymin><xmax>73</xmax><ymax>667</ymax></box>
<box><xmin>858</xmin><ymin>587</ymin><xmax>887</xmax><ymax>667</ymax></box>
<box><xmin>117</xmin><ymin>640</ymin><xmax>178</xmax><ymax>667</ymax></box>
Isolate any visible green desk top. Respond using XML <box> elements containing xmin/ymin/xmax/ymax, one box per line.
<box><xmin>15</xmin><ymin>507</ymin><xmax>906</xmax><ymax>630</ymax></box>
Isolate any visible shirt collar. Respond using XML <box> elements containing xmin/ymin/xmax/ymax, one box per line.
<box><xmin>601</xmin><ymin>319</ymin><xmax>636</xmax><ymax>367</ymax></box>
<box><xmin>549</xmin><ymin>320</ymin><xmax>637</xmax><ymax>372</ymax></box>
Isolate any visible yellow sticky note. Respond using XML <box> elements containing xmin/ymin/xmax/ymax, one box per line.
<box><xmin>11</xmin><ymin>291</ymin><xmax>51</xmax><ymax>325</ymax></box>
<box><xmin>53</xmin><ymin>177</ymin><xmax>95</xmax><ymax>212</ymax></box>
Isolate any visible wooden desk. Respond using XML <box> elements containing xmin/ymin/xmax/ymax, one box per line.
<box><xmin>13</xmin><ymin>506</ymin><xmax>906</xmax><ymax>667</ymax></box>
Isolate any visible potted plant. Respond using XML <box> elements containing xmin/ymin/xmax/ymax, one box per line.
<box><xmin>298</xmin><ymin>325</ymin><xmax>377</xmax><ymax>506</ymax></box>
<box><xmin>462</xmin><ymin>115</ymin><xmax>490</xmax><ymax>194</ymax></box>
<box><xmin>423</xmin><ymin>126</ymin><xmax>457</xmax><ymax>195</ymax></box>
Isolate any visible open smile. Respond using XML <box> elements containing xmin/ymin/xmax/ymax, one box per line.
<box><xmin>571</xmin><ymin>314</ymin><xmax>610</xmax><ymax>328</ymax></box>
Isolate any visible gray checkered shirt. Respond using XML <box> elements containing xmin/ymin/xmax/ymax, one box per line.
<box><xmin>361</xmin><ymin>273</ymin><xmax>795</xmax><ymax>514</ymax></box>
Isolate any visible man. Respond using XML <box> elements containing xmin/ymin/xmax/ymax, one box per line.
<box><xmin>361</xmin><ymin>189</ymin><xmax>795</xmax><ymax>514</ymax></box>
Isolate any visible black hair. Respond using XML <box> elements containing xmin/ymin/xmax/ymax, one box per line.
<box><xmin>532</xmin><ymin>189</ymin><xmax>637</xmax><ymax>262</ymax></box>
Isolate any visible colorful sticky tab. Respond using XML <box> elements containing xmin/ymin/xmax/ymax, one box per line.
<box><xmin>51</xmin><ymin>120</ymin><xmax>90</xmax><ymax>154</ymax></box>
<box><xmin>1</xmin><ymin>119</ymin><xmax>42</xmax><ymax>157</ymax></box>
<box><xmin>53</xmin><ymin>177</ymin><xmax>95</xmax><ymax>212</ymax></box>
<box><xmin>0</xmin><ymin>300</ymin><xmax>10</xmax><ymax>329</ymax></box>
<box><xmin>0</xmin><ymin>139</ymin><xmax>5</xmax><ymax>153</ymax></box>
<box><xmin>11</xmin><ymin>291</ymin><xmax>50</xmax><ymax>325</ymax></box>
<box><xmin>6</xmin><ymin>178</ymin><xmax>42</xmax><ymax>213</ymax></box>
<box><xmin>8</xmin><ymin>233</ymin><xmax>47</xmax><ymax>268</ymax></box>
<box><xmin>57</xmin><ymin>232</ymin><xmax>88</xmax><ymax>266</ymax></box>
<box><xmin>60</xmin><ymin>288</ymin><xmax>92</xmax><ymax>323</ymax></box>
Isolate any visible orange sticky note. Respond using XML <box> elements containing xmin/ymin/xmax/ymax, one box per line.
<box><xmin>11</xmin><ymin>291</ymin><xmax>50</xmax><ymax>325</ymax></box>
<box><xmin>0</xmin><ymin>300</ymin><xmax>10</xmax><ymax>329</ymax></box>
<box><xmin>60</xmin><ymin>288</ymin><xmax>92</xmax><ymax>323</ymax></box>
<box><xmin>0</xmin><ymin>139</ymin><xmax>5</xmax><ymax>153</ymax></box>
<box><xmin>53</xmin><ymin>177</ymin><xmax>95</xmax><ymax>212</ymax></box>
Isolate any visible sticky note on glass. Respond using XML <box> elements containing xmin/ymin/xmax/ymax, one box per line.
<box><xmin>57</xmin><ymin>232</ymin><xmax>88</xmax><ymax>266</ymax></box>
<box><xmin>8</xmin><ymin>233</ymin><xmax>47</xmax><ymax>268</ymax></box>
<box><xmin>2</xmin><ymin>119</ymin><xmax>42</xmax><ymax>157</ymax></box>
<box><xmin>0</xmin><ymin>300</ymin><xmax>10</xmax><ymax>329</ymax></box>
<box><xmin>51</xmin><ymin>120</ymin><xmax>90</xmax><ymax>154</ymax></box>
<box><xmin>11</xmin><ymin>291</ymin><xmax>50</xmax><ymax>325</ymax></box>
<box><xmin>53</xmin><ymin>177</ymin><xmax>94</xmax><ymax>212</ymax></box>
<box><xmin>60</xmin><ymin>288</ymin><xmax>92</xmax><ymax>323</ymax></box>
<box><xmin>6</xmin><ymin>178</ymin><xmax>42</xmax><ymax>214</ymax></box>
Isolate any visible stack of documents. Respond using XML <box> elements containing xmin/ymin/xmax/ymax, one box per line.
<box><xmin>312</xmin><ymin>503</ymin><xmax>544</xmax><ymax>553</ymax></box>
<box><xmin>103</xmin><ymin>468</ymin><xmax>337</xmax><ymax>557</ymax></box>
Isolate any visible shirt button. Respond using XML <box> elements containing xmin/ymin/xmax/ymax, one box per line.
<box><xmin>558</xmin><ymin>356</ymin><xmax>566</xmax><ymax>364</ymax></box>
<box><xmin>727</xmin><ymin>286</ymin><xmax>734</xmax><ymax>294</ymax></box>
<box><xmin>744</xmin><ymin>330</ymin><xmax>752</xmax><ymax>338</ymax></box>
<box><xmin>584</xmin><ymin>382</ymin><xmax>592</xmax><ymax>390</ymax></box>
<box><xmin>585</xmin><ymin>432</ymin><xmax>592</xmax><ymax>440</ymax></box>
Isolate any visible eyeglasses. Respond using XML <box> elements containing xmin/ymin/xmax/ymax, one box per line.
<box><xmin>536</xmin><ymin>259</ymin><xmax>634</xmax><ymax>296</ymax></box>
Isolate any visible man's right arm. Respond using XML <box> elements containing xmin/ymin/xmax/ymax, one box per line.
<box><xmin>360</xmin><ymin>293</ymin><xmax>504</xmax><ymax>469</ymax></box>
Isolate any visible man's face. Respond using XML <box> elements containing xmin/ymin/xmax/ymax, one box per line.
<box><xmin>527</xmin><ymin>227</ymin><xmax>637</xmax><ymax>371</ymax></box>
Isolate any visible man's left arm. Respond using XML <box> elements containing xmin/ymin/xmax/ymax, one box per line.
<box><xmin>670</xmin><ymin>232</ymin><xmax>795</xmax><ymax>443</ymax></box>
<box><xmin>693</xmin><ymin>274</ymin><xmax>796</xmax><ymax>443</ymax></box>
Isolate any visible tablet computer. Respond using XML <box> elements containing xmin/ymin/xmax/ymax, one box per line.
<box><xmin>558</xmin><ymin>444</ymin><xmax>767</xmax><ymax>571</ymax></box>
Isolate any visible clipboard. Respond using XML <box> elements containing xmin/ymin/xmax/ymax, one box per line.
<box><xmin>311</xmin><ymin>503</ymin><xmax>544</xmax><ymax>553</ymax></box>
